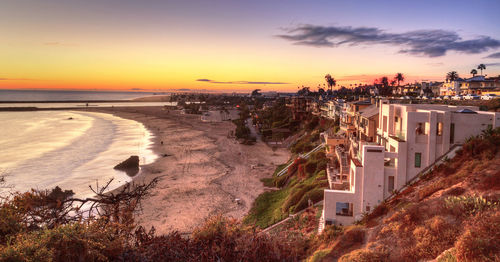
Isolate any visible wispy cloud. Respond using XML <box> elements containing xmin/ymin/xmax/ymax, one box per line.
<box><xmin>196</xmin><ymin>79</ymin><xmax>288</xmax><ymax>85</ymax></box>
<box><xmin>277</xmin><ymin>25</ymin><xmax>500</xmax><ymax>57</ymax></box>
<box><xmin>485</xmin><ymin>63</ymin><xmax>500</xmax><ymax>67</ymax></box>
<box><xmin>484</xmin><ymin>52</ymin><xmax>500</xmax><ymax>59</ymax></box>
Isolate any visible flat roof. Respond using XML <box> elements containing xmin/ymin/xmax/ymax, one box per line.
<box><xmin>360</xmin><ymin>105</ymin><xmax>379</xmax><ymax>118</ymax></box>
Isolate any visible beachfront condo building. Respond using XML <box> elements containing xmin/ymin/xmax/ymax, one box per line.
<box><xmin>322</xmin><ymin>102</ymin><xmax>500</xmax><ymax>226</ymax></box>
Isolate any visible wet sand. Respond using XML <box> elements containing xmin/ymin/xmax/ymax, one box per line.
<box><xmin>83</xmin><ymin>106</ymin><xmax>289</xmax><ymax>234</ymax></box>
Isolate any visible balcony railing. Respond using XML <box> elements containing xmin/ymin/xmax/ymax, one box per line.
<box><xmin>393</xmin><ymin>130</ymin><xmax>406</xmax><ymax>141</ymax></box>
<box><xmin>384</xmin><ymin>158</ymin><xmax>396</xmax><ymax>167</ymax></box>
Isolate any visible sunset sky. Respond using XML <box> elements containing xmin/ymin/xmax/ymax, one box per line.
<box><xmin>2</xmin><ymin>0</ymin><xmax>500</xmax><ymax>92</ymax></box>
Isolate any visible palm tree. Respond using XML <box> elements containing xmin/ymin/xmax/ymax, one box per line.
<box><xmin>380</xmin><ymin>76</ymin><xmax>389</xmax><ymax>87</ymax></box>
<box><xmin>394</xmin><ymin>73</ymin><xmax>404</xmax><ymax>86</ymax></box>
<box><xmin>324</xmin><ymin>74</ymin><xmax>336</xmax><ymax>91</ymax></box>
<box><xmin>446</xmin><ymin>71</ymin><xmax>459</xmax><ymax>81</ymax></box>
<box><xmin>470</xmin><ymin>69</ymin><xmax>478</xmax><ymax>77</ymax></box>
<box><xmin>477</xmin><ymin>64</ymin><xmax>486</xmax><ymax>75</ymax></box>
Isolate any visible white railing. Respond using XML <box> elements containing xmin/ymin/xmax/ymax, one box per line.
<box><xmin>276</xmin><ymin>143</ymin><xmax>325</xmax><ymax>177</ymax></box>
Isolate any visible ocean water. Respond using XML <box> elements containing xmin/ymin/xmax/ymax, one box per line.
<box><xmin>0</xmin><ymin>89</ymin><xmax>176</xmax><ymax>108</ymax></box>
<box><xmin>0</xmin><ymin>110</ymin><xmax>157</xmax><ymax>198</ymax></box>
<box><xmin>0</xmin><ymin>101</ymin><xmax>175</xmax><ymax>108</ymax></box>
<box><xmin>0</xmin><ymin>89</ymin><xmax>163</xmax><ymax>102</ymax></box>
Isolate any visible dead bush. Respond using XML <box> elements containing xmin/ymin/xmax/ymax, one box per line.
<box><xmin>339</xmin><ymin>245</ymin><xmax>389</xmax><ymax>262</ymax></box>
<box><xmin>328</xmin><ymin>226</ymin><xmax>365</xmax><ymax>258</ymax></box>
<box><xmin>454</xmin><ymin>210</ymin><xmax>500</xmax><ymax>262</ymax></box>
<box><xmin>408</xmin><ymin>216</ymin><xmax>459</xmax><ymax>260</ymax></box>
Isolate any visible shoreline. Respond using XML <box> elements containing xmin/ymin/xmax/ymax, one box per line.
<box><xmin>79</xmin><ymin>106</ymin><xmax>290</xmax><ymax>234</ymax></box>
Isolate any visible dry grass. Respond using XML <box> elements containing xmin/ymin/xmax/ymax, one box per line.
<box><xmin>323</xmin><ymin>226</ymin><xmax>365</xmax><ymax>259</ymax></box>
<box><xmin>338</xmin><ymin>244</ymin><xmax>389</xmax><ymax>262</ymax></box>
<box><xmin>454</xmin><ymin>210</ymin><xmax>500</xmax><ymax>262</ymax></box>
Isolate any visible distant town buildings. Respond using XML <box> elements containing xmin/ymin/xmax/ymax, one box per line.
<box><xmin>440</xmin><ymin>76</ymin><xmax>500</xmax><ymax>96</ymax></box>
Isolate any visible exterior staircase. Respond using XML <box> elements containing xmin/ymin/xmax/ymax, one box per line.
<box><xmin>318</xmin><ymin>211</ymin><xmax>325</xmax><ymax>234</ymax></box>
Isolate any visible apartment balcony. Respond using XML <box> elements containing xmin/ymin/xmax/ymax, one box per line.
<box><xmin>393</xmin><ymin>130</ymin><xmax>406</xmax><ymax>141</ymax></box>
<box><xmin>335</xmin><ymin>146</ymin><xmax>350</xmax><ymax>176</ymax></box>
<box><xmin>340</xmin><ymin>123</ymin><xmax>355</xmax><ymax>132</ymax></box>
<box><xmin>415</xmin><ymin>134</ymin><xmax>428</xmax><ymax>144</ymax></box>
<box><xmin>326</xmin><ymin>164</ymin><xmax>350</xmax><ymax>190</ymax></box>
<box><xmin>384</xmin><ymin>158</ymin><xmax>396</xmax><ymax>168</ymax></box>
<box><xmin>384</xmin><ymin>166</ymin><xmax>397</xmax><ymax>177</ymax></box>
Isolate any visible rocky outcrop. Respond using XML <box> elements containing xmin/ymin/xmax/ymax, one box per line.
<box><xmin>114</xmin><ymin>156</ymin><xmax>140</xmax><ymax>176</ymax></box>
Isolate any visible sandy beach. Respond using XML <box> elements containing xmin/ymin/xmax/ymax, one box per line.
<box><xmin>83</xmin><ymin>106</ymin><xmax>290</xmax><ymax>234</ymax></box>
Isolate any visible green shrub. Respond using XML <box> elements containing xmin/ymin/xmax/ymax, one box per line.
<box><xmin>282</xmin><ymin>185</ymin><xmax>316</xmax><ymax>213</ymax></box>
<box><xmin>260</xmin><ymin>178</ymin><xmax>274</xmax><ymax>187</ymax></box>
<box><xmin>305</xmin><ymin>161</ymin><xmax>317</xmax><ymax>174</ymax></box>
<box><xmin>275</xmin><ymin>172</ymin><xmax>291</xmax><ymax>188</ymax></box>
<box><xmin>444</xmin><ymin>195</ymin><xmax>498</xmax><ymax>217</ymax></box>
<box><xmin>307</xmin><ymin>248</ymin><xmax>332</xmax><ymax>262</ymax></box>
<box><xmin>293</xmin><ymin>188</ymin><xmax>324</xmax><ymax>213</ymax></box>
<box><xmin>0</xmin><ymin>222</ymin><xmax>125</xmax><ymax>262</ymax></box>
<box><xmin>244</xmin><ymin>189</ymin><xmax>290</xmax><ymax>228</ymax></box>
<box><xmin>0</xmin><ymin>205</ymin><xmax>24</xmax><ymax>245</ymax></box>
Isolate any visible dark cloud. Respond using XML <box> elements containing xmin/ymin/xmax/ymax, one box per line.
<box><xmin>277</xmin><ymin>25</ymin><xmax>500</xmax><ymax>57</ymax></box>
<box><xmin>485</xmin><ymin>63</ymin><xmax>500</xmax><ymax>67</ymax></box>
<box><xmin>196</xmin><ymin>79</ymin><xmax>288</xmax><ymax>85</ymax></box>
<box><xmin>484</xmin><ymin>52</ymin><xmax>500</xmax><ymax>59</ymax></box>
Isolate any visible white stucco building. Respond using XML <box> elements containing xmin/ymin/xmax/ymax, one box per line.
<box><xmin>322</xmin><ymin>102</ymin><xmax>500</xmax><ymax>226</ymax></box>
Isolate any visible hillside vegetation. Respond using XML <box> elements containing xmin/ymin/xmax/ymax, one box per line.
<box><xmin>244</xmin><ymin>150</ymin><xmax>329</xmax><ymax>228</ymax></box>
<box><xmin>0</xmin><ymin>125</ymin><xmax>498</xmax><ymax>261</ymax></box>
<box><xmin>243</xmin><ymin>113</ymin><xmax>334</xmax><ymax>228</ymax></box>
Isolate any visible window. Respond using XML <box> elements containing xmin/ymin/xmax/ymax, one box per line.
<box><xmin>388</xmin><ymin>176</ymin><xmax>395</xmax><ymax>192</ymax></box>
<box><xmin>415</xmin><ymin>153</ymin><xmax>422</xmax><ymax>168</ymax></box>
<box><xmin>437</xmin><ymin>122</ymin><xmax>443</xmax><ymax>136</ymax></box>
<box><xmin>450</xmin><ymin>123</ymin><xmax>455</xmax><ymax>144</ymax></box>
<box><xmin>383</xmin><ymin>116</ymin><xmax>388</xmax><ymax>132</ymax></box>
<box><xmin>416</xmin><ymin>123</ymin><xmax>424</xmax><ymax>135</ymax></box>
<box><xmin>336</xmin><ymin>202</ymin><xmax>353</xmax><ymax>216</ymax></box>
